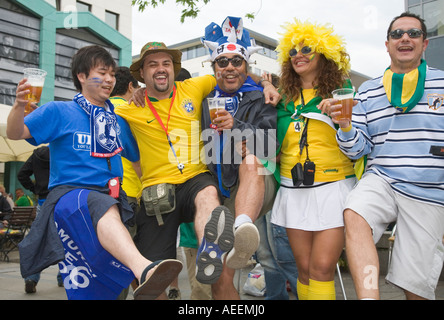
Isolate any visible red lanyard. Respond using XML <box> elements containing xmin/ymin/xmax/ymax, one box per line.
<box><xmin>145</xmin><ymin>85</ymin><xmax>176</xmax><ymax>135</ymax></box>
<box><xmin>144</xmin><ymin>86</ymin><xmax>184</xmax><ymax>174</ymax></box>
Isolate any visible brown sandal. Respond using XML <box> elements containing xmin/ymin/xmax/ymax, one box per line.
<box><xmin>133</xmin><ymin>259</ymin><xmax>183</xmax><ymax>300</ymax></box>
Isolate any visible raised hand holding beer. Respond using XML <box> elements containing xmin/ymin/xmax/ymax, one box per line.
<box><xmin>332</xmin><ymin>88</ymin><xmax>354</xmax><ymax>121</ymax></box>
<box><xmin>207</xmin><ymin>97</ymin><xmax>234</xmax><ymax>132</ymax></box>
<box><xmin>6</xmin><ymin>78</ymin><xmax>35</xmax><ymax>140</ymax></box>
<box><xmin>22</xmin><ymin>68</ymin><xmax>47</xmax><ymax>116</ymax></box>
<box><xmin>318</xmin><ymin>88</ymin><xmax>357</xmax><ymax>128</ymax></box>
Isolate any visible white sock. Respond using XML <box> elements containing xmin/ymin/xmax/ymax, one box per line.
<box><xmin>234</xmin><ymin>214</ymin><xmax>252</xmax><ymax>229</ymax></box>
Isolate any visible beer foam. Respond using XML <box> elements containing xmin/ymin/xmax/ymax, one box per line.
<box><xmin>337</xmin><ymin>93</ymin><xmax>354</xmax><ymax>100</ymax></box>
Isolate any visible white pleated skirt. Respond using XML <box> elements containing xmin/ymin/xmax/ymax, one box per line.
<box><xmin>271</xmin><ymin>176</ymin><xmax>357</xmax><ymax>231</ymax></box>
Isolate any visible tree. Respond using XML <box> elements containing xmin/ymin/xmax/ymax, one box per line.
<box><xmin>132</xmin><ymin>0</ymin><xmax>259</xmax><ymax>22</ymax></box>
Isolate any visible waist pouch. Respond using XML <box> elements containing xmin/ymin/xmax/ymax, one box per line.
<box><xmin>141</xmin><ymin>183</ymin><xmax>176</xmax><ymax>226</ymax></box>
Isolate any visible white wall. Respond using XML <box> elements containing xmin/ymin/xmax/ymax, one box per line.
<box><xmin>47</xmin><ymin>0</ymin><xmax>132</xmax><ymax>40</ymax></box>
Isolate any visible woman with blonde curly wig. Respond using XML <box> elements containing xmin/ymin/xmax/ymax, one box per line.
<box><xmin>270</xmin><ymin>20</ymin><xmax>357</xmax><ymax>300</ymax></box>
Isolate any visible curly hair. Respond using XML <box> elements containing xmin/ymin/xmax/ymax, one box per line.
<box><xmin>279</xmin><ymin>52</ymin><xmax>350</xmax><ymax>106</ymax></box>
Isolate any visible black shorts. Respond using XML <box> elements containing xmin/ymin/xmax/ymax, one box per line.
<box><xmin>134</xmin><ymin>172</ymin><xmax>220</xmax><ymax>261</ymax></box>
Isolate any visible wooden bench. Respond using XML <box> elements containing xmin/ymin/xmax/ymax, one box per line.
<box><xmin>0</xmin><ymin>206</ymin><xmax>36</xmax><ymax>262</ymax></box>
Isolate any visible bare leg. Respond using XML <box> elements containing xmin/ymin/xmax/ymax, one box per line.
<box><xmin>309</xmin><ymin>227</ymin><xmax>344</xmax><ymax>281</ymax></box>
<box><xmin>287</xmin><ymin>227</ymin><xmax>343</xmax><ymax>280</ymax></box>
<box><xmin>96</xmin><ymin>204</ymin><xmax>152</xmax><ymax>282</ymax></box>
<box><xmin>234</xmin><ymin>154</ymin><xmax>265</xmax><ymax>222</ymax></box>
<box><xmin>344</xmin><ymin>209</ymin><xmax>380</xmax><ymax>299</ymax></box>
<box><xmin>212</xmin><ymin>261</ymin><xmax>239</xmax><ymax>300</ymax></box>
<box><xmin>286</xmin><ymin>229</ymin><xmax>312</xmax><ymax>285</ymax></box>
<box><xmin>405</xmin><ymin>291</ymin><xmax>427</xmax><ymax>300</ymax></box>
<box><xmin>194</xmin><ymin>185</ymin><xmax>221</xmax><ymax>242</ymax></box>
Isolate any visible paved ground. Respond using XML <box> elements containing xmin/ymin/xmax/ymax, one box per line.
<box><xmin>1</xmin><ymin>248</ymin><xmax>443</xmax><ymax>301</ymax></box>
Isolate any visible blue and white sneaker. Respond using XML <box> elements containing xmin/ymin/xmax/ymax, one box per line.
<box><xmin>196</xmin><ymin>206</ymin><xmax>234</xmax><ymax>284</ymax></box>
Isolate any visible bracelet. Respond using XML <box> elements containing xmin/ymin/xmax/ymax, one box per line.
<box><xmin>259</xmin><ymin>79</ymin><xmax>272</xmax><ymax>87</ymax></box>
<box><xmin>341</xmin><ymin>123</ymin><xmax>353</xmax><ymax>132</ymax></box>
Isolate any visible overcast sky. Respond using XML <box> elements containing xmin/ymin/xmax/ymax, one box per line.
<box><xmin>132</xmin><ymin>0</ymin><xmax>406</xmax><ymax>78</ymax></box>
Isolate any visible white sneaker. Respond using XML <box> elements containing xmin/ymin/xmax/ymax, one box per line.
<box><xmin>226</xmin><ymin>222</ymin><xmax>260</xmax><ymax>269</ymax></box>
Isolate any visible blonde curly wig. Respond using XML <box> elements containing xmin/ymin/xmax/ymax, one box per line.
<box><xmin>276</xmin><ymin>19</ymin><xmax>351</xmax><ymax>73</ymax></box>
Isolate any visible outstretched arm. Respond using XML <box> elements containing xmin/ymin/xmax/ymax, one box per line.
<box><xmin>7</xmin><ymin>79</ymin><xmax>32</xmax><ymax>140</ymax></box>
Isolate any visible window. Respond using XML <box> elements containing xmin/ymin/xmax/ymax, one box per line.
<box><xmin>105</xmin><ymin>10</ymin><xmax>119</xmax><ymax>30</ymax></box>
<box><xmin>408</xmin><ymin>4</ymin><xmax>422</xmax><ymax>17</ymax></box>
<box><xmin>196</xmin><ymin>45</ymin><xmax>206</xmax><ymax>57</ymax></box>
<box><xmin>255</xmin><ymin>41</ymin><xmax>277</xmax><ymax>59</ymax></box>
<box><xmin>76</xmin><ymin>1</ymin><xmax>91</xmax><ymax>12</ymax></box>
<box><xmin>187</xmin><ymin>47</ymin><xmax>196</xmax><ymax>60</ymax></box>
<box><xmin>425</xmin><ymin>37</ymin><xmax>444</xmax><ymax>70</ymax></box>
<box><xmin>0</xmin><ymin>6</ymin><xmax>40</xmax><ymax>105</ymax></box>
<box><xmin>54</xmin><ymin>29</ymin><xmax>119</xmax><ymax>101</ymax></box>
<box><xmin>46</xmin><ymin>0</ymin><xmax>61</xmax><ymax>10</ymax></box>
<box><xmin>406</xmin><ymin>0</ymin><xmax>444</xmax><ymax>70</ymax></box>
<box><xmin>424</xmin><ymin>0</ymin><xmax>444</xmax><ymax>37</ymax></box>
<box><xmin>180</xmin><ymin>45</ymin><xmax>209</xmax><ymax>61</ymax></box>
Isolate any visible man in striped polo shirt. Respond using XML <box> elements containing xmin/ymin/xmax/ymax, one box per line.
<box><xmin>328</xmin><ymin>12</ymin><xmax>444</xmax><ymax>300</ymax></box>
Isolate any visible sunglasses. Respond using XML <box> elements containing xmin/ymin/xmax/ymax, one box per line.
<box><xmin>389</xmin><ymin>28</ymin><xmax>424</xmax><ymax>39</ymax></box>
<box><xmin>214</xmin><ymin>56</ymin><xmax>245</xmax><ymax>68</ymax></box>
<box><xmin>289</xmin><ymin>46</ymin><xmax>313</xmax><ymax>57</ymax></box>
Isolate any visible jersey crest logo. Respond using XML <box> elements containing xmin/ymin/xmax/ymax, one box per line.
<box><xmin>182</xmin><ymin>99</ymin><xmax>195</xmax><ymax>115</ymax></box>
<box><xmin>94</xmin><ymin>113</ymin><xmax>120</xmax><ymax>152</ymax></box>
<box><xmin>428</xmin><ymin>94</ymin><xmax>444</xmax><ymax>111</ymax></box>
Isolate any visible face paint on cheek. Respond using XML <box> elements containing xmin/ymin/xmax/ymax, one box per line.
<box><xmin>309</xmin><ymin>54</ymin><xmax>316</xmax><ymax>61</ymax></box>
<box><xmin>215</xmin><ymin>71</ymin><xmax>224</xmax><ymax>81</ymax></box>
<box><xmin>87</xmin><ymin>77</ymin><xmax>103</xmax><ymax>87</ymax></box>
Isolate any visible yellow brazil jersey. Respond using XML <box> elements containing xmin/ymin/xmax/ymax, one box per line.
<box><xmin>110</xmin><ymin>96</ymin><xmax>143</xmax><ymax>198</ymax></box>
<box><xmin>280</xmin><ymin>89</ymin><xmax>355</xmax><ymax>182</ymax></box>
<box><xmin>115</xmin><ymin>75</ymin><xmax>216</xmax><ymax>189</ymax></box>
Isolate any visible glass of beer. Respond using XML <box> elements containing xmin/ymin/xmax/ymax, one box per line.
<box><xmin>332</xmin><ymin>88</ymin><xmax>354</xmax><ymax>121</ymax></box>
<box><xmin>207</xmin><ymin>97</ymin><xmax>227</xmax><ymax>125</ymax></box>
<box><xmin>23</xmin><ymin>68</ymin><xmax>47</xmax><ymax>116</ymax></box>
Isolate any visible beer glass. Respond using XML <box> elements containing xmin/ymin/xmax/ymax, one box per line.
<box><xmin>332</xmin><ymin>88</ymin><xmax>354</xmax><ymax>121</ymax></box>
<box><xmin>23</xmin><ymin>68</ymin><xmax>47</xmax><ymax>116</ymax></box>
<box><xmin>207</xmin><ymin>97</ymin><xmax>227</xmax><ymax>125</ymax></box>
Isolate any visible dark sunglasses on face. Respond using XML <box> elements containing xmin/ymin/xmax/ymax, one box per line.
<box><xmin>289</xmin><ymin>46</ymin><xmax>313</xmax><ymax>57</ymax></box>
<box><xmin>214</xmin><ymin>56</ymin><xmax>245</xmax><ymax>68</ymax></box>
<box><xmin>389</xmin><ymin>28</ymin><xmax>424</xmax><ymax>39</ymax></box>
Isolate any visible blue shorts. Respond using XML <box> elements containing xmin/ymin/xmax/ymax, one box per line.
<box><xmin>54</xmin><ymin>189</ymin><xmax>134</xmax><ymax>300</ymax></box>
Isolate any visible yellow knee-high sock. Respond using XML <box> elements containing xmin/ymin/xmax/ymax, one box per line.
<box><xmin>307</xmin><ymin>279</ymin><xmax>336</xmax><ymax>300</ymax></box>
<box><xmin>297</xmin><ymin>279</ymin><xmax>309</xmax><ymax>300</ymax></box>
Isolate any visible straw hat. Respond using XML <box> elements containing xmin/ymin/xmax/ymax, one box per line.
<box><xmin>130</xmin><ymin>42</ymin><xmax>182</xmax><ymax>83</ymax></box>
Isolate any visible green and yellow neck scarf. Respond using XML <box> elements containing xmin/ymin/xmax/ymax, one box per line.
<box><xmin>383</xmin><ymin>59</ymin><xmax>427</xmax><ymax>113</ymax></box>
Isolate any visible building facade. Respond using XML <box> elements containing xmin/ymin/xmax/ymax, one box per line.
<box><xmin>0</xmin><ymin>0</ymin><xmax>132</xmax><ymax>105</ymax></box>
<box><xmin>406</xmin><ymin>0</ymin><xmax>444</xmax><ymax>70</ymax></box>
<box><xmin>171</xmin><ymin>29</ymin><xmax>281</xmax><ymax>78</ymax></box>
<box><xmin>0</xmin><ymin>0</ymin><xmax>132</xmax><ymax>198</ymax></box>
<box><xmin>168</xmin><ymin>28</ymin><xmax>371</xmax><ymax>89</ymax></box>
